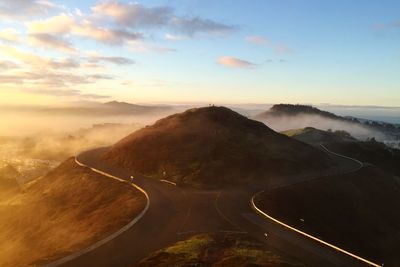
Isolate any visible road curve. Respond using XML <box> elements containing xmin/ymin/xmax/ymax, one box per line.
<box><xmin>249</xmin><ymin>145</ymin><xmax>380</xmax><ymax>267</ymax></box>
<box><xmin>50</xmin><ymin>148</ymin><xmax>237</xmax><ymax>267</ymax></box>
<box><xmin>320</xmin><ymin>144</ymin><xmax>363</xmax><ymax>170</ymax></box>
<box><xmin>42</xmin><ymin>144</ymin><xmax>375</xmax><ymax>267</ymax></box>
<box><xmin>42</xmin><ymin>158</ymin><xmax>150</xmax><ymax>267</ymax></box>
<box><xmin>251</xmin><ymin>193</ymin><xmax>380</xmax><ymax>267</ymax></box>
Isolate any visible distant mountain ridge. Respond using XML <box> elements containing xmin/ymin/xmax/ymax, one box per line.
<box><xmin>103</xmin><ymin>101</ymin><xmax>172</xmax><ymax>113</ymax></box>
<box><xmin>255</xmin><ymin>104</ymin><xmax>400</xmax><ymax>141</ymax></box>
<box><xmin>1</xmin><ymin>101</ymin><xmax>174</xmax><ymax>116</ymax></box>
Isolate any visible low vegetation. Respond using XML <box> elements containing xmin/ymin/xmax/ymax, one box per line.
<box><xmin>0</xmin><ymin>158</ymin><xmax>146</xmax><ymax>267</ymax></box>
<box><xmin>281</xmin><ymin>127</ymin><xmax>355</xmax><ymax>145</ymax></box>
<box><xmin>137</xmin><ymin>233</ymin><xmax>304</xmax><ymax>267</ymax></box>
<box><xmin>103</xmin><ymin>106</ymin><xmax>333</xmax><ymax>188</ymax></box>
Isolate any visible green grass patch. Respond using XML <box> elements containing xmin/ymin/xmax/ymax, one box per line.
<box><xmin>137</xmin><ymin>233</ymin><xmax>304</xmax><ymax>267</ymax></box>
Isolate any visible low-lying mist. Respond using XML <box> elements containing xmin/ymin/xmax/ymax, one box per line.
<box><xmin>0</xmin><ymin>108</ymin><xmax>178</xmax><ymax>184</ymax></box>
<box><xmin>0</xmin><ymin>112</ymin><xmax>170</xmax><ymax>137</ymax></box>
<box><xmin>256</xmin><ymin>114</ymin><xmax>387</xmax><ymax>140</ymax></box>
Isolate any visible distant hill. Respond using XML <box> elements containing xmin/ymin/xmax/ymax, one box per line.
<box><xmin>2</xmin><ymin>101</ymin><xmax>174</xmax><ymax>117</ymax></box>
<box><xmin>258</xmin><ymin>104</ymin><xmax>345</xmax><ymax>121</ymax></box>
<box><xmin>103</xmin><ymin>106</ymin><xmax>334</xmax><ymax>188</ymax></box>
<box><xmin>102</xmin><ymin>101</ymin><xmax>173</xmax><ymax>115</ymax></box>
<box><xmin>0</xmin><ymin>158</ymin><xmax>146</xmax><ymax>267</ymax></box>
<box><xmin>255</xmin><ymin>104</ymin><xmax>400</xmax><ymax>141</ymax></box>
<box><xmin>281</xmin><ymin>127</ymin><xmax>356</xmax><ymax>145</ymax></box>
<box><xmin>282</xmin><ymin>126</ymin><xmax>400</xmax><ymax>176</ymax></box>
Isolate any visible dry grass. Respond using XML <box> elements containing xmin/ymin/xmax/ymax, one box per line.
<box><xmin>104</xmin><ymin>106</ymin><xmax>333</xmax><ymax>188</ymax></box>
<box><xmin>137</xmin><ymin>233</ymin><xmax>304</xmax><ymax>267</ymax></box>
<box><xmin>0</xmin><ymin>158</ymin><xmax>146</xmax><ymax>267</ymax></box>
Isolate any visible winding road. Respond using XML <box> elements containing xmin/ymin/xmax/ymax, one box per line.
<box><xmin>43</xmin><ymin>145</ymin><xmax>379</xmax><ymax>267</ymax></box>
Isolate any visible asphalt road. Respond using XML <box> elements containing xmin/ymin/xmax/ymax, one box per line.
<box><xmin>47</xmin><ymin>146</ymin><xmax>375</xmax><ymax>267</ymax></box>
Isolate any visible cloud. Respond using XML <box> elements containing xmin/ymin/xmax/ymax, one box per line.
<box><xmin>246</xmin><ymin>35</ymin><xmax>269</xmax><ymax>45</ymax></box>
<box><xmin>245</xmin><ymin>35</ymin><xmax>293</xmax><ymax>55</ymax></box>
<box><xmin>27</xmin><ymin>13</ymin><xmax>143</xmax><ymax>45</ymax></box>
<box><xmin>0</xmin><ymin>60</ymin><xmax>19</xmax><ymax>71</ymax></box>
<box><xmin>274</xmin><ymin>44</ymin><xmax>293</xmax><ymax>55</ymax></box>
<box><xmin>170</xmin><ymin>17</ymin><xmax>237</xmax><ymax>37</ymax></box>
<box><xmin>92</xmin><ymin>1</ymin><xmax>236</xmax><ymax>37</ymax></box>
<box><xmin>164</xmin><ymin>33</ymin><xmax>185</xmax><ymax>41</ymax></box>
<box><xmin>127</xmin><ymin>40</ymin><xmax>176</xmax><ymax>53</ymax></box>
<box><xmin>0</xmin><ymin>44</ymin><xmax>114</xmax><ymax>100</ymax></box>
<box><xmin>373</xmin><ymin>20</ymin><xmax>400</xmax><ymax>30</ymax></box>
<box><xmin>24</xmin><ymin>88</ymin><xmax>109</xmax><ymax>99</ymax></box>
<box><xmin>0</xmin><ymin>45</ymin><xmax>51</xmax><ymax>68</ymax></box>
<box><xmin>0</xmin><ymin>45</ymin><xmax>78</xmax><ymax>69</ymax></box>
<box><xmin>47</xmin><ymin>58</ymin><xmax>80</xmax><ymax>69</ymax></box>
<box><xmin>27</xmin><ymin>13</ymin><xmax>74</xmax><ymax>34</ymax></box>
<box><xmin>92</xmin><ymin>2</ymin><xmax>172</xmax><ymax>28</ymax></box>
<box><xmin>217</xmin><ymin>56</ymin><xmax>257</xmax><ymax>69</ymax></box>
<box><xmin>28</xmin><ymin>33</ymin><xmax>76</xmax><ymax>52</ymax></box>
<box><xmin>0</xmin><ymin>28</ymin><xmax>20</xmax><ymax>43</ymax></box>
<box><xmin>21</xmin><ymin>1</ymin><xmax>235</xmax><ymax>53</ymax></box>
<box><xmin>72</xmin><ymin>20</ymin><xmax>143</xmax><ymax>44</ymax></box>
<box><xmin>0</xmin><ymin>70</ymin><xmax>112</xmax><ymax>89</ymax></box>
<box><xmin>392</xmin><ymin>21</ymin><xmax>400</xmax><ymax>28</ymax></box>
<box><xmin>0</xmin><ymin>0</ymin><xmax>55</xmax><ymax>20</ymax></box>
<box><xmin>88</xmin><ymin>54</ymin><xmax>135</xmax><ymax>65</ymax></box>
<box><xmin>3</xmin><ymin>1</ymin><xmax>237</xmax><ymax>55</ymax></box>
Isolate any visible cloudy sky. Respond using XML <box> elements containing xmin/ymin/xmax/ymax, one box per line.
<box><xmin>0</xmin><ymin>0</ymin><xmax>399</xmax><ymax>106</ymax></box>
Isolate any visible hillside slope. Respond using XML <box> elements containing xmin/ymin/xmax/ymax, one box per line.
<box><xmin>0</xmin><ymin>158</ymin><xmax>146</xmax><ymax>267</ymax></box>
<box><xmin>255</xmin><ymin>165</ymin><xmax>400</xmax><ymax>266</ymax></box>
<box><xmin>0</xmin><ymin>165</ymin><xmax>20</xmax><ymax>198</ymax></box>
<box><xmin>103</xmin><ymin>106</ymin><xmax>334</xmax><ymax>188</ymax></box>
<box><xmin>281</xmin><ymin>127</ymin><xmax>356</xmax><ymax>145</ymax></box>
<box><xmin>325</xmin><ymin>139</ymin><xmax>400</xmax><ymax>176</ymax></box>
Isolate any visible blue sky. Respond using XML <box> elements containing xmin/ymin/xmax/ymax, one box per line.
<box><xmin>0</xmin><ymin>0</ymin><xmax>399</xmax><ymax>106</ymax></box>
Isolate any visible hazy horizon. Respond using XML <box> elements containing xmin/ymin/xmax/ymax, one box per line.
<box><xmin>0</xmin><ymin>0</ymin><xmax>399</xmax><ymax>107</ymax></box>
<box><xmin>0</xmin><ymin>101</ymin><xmax>399</xmax><ymax>135</ymax></box>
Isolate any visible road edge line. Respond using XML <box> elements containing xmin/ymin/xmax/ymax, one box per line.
<box><xmin>320</xmin><ymin>144</ymin><xmax>363</xmax><ymax>169</ymax></box>
<box><xmin>42</xmin><ymin>157</ymin><xmax>150</xmax><ymax>267</ymax></box>
<box><xmin>160</xmin><ymin>179</ymin><xmax>177</xmax><ymax>186</ymax></box>
<box><xmin>250</xmin><ymin>194</ymin><xmax>380</xmax><ymax>267</ymax></box>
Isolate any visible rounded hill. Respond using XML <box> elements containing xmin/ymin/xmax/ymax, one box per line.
<box><xmin>103</xmin><ymin>106</ymin><xmax>334</xmax><ymax>188</ymax></box>
<box><xmin>282</xmin><ymin>127</ymin><xmax>356</xmax><ymax>145</ymax></box>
